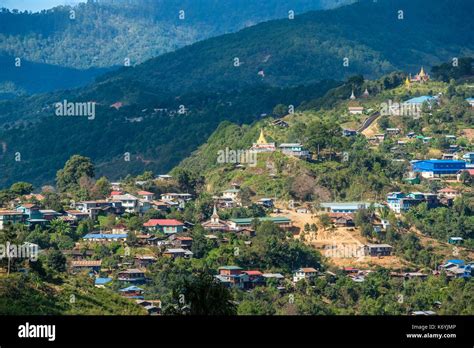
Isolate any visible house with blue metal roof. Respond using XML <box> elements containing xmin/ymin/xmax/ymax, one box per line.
<box><xmin>411</xmin><ymin>160</ymin><xmax>466</xmax><ymax>178</ymax></box>
<box><xmin>82</xmin><ymin>233</ymin><xmax>128</xmax><ymax>242</ymax></box>
<box><xmin>403</xmin><ymin>95</ymin><xmax>438</xmax><ymax>106</ymax></box>
<box><xmin>119</xmin><ymin>286</ymin><xmax>145</xmax><ymax>299</ymax></box>
<box><xmin>94</xmin><ymin>277</ymin><xmax>112</xmax><ymax>288</ymax></box>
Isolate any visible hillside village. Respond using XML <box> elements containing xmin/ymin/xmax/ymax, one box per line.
<box><xmin>0</xmin><ymin>66</ymin><xmax>473</xmax><ymax>316</ymax></box>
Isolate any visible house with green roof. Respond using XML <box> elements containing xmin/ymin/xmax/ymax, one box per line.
<box><xmin>228</xmin><ymin>216</ymin><xmax>292</xmax><ymax>230</ymax></box>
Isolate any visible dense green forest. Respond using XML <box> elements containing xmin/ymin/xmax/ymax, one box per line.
<box><xmin>0</xmin><ymin>0</ymin><xmax>346</xmax><ymax>69</ymax></box>
<box><xmin>0</xmin><ymin>0</ymin><xmax>349</xmax><ymax>95</ymax></box>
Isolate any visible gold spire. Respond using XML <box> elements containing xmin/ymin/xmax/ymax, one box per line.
<box><xmin>419</xmin><ymin>66</ymin><xmax>425</xmax><ymax>77</ymax></box>
<box><xmin>405</xmin><ymin>76</ymin><xmax>411</xmax><ymax>88</ymax></box>
<box><xmin>257</xmin><ymin>129</ymin><xmax>268</xmax><ymax>145</ymax></box>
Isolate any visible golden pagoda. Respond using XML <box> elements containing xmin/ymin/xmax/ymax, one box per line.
<box><xmin>251</xmin><ymin>129</ymin><xmax>276</xmax><ymax>152</ymax></box>
<box><xmin>405</xmin><ymin>76</ymin><xmax>411</xmax><ymax>88</ymax></box>
<box><xmin>410</xmin><ymin>66</ymin><xmax>430</xmax><ymax>83</ymax></box>
<box><xmin>257</xmin><ymin>129</ymin><xmax>268</xmax><ymax>145</ymax></box>
<box><xmin>419</xmin><ymin>66</ymin><xmax>426</xmax><ymax>78</ymax></box>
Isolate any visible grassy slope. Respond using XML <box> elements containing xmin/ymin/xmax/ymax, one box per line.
<box><xmin>0</xmin><ymin>273</ymin><xmax>147</xmax><ymax>315</ymax></box>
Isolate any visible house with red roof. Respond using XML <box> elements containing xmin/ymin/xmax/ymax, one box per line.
<box><xmin>437</xmin><ymin>187</ymin><xmax>460</xmax><ymax>200</ymax></box>
<box><xmin>137</xmin><ymin>191</ymin><xmax>154</xmax><ymax>201</ymax></box>
<box><xmin>143</xmin><ymin>219</ymin><xmax>184</xmax><ymax>234</ymax></box>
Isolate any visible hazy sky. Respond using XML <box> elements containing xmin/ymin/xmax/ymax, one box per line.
<box><xmin>0</xmin><ymin>0</ymin><xmax>86</xmax><ymax>12</ymax></box>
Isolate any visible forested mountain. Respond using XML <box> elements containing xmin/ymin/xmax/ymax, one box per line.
<box><xmin>0</xmin><ymin>0</ymin><xmax>472</xmax><ymax>187</ymax></box>
<box><xmin>0</xmin><ymin>0</ymin><xmax>350</xmax><ymax>96</ymax></box>
<box><xmin>0</xmin><ymin>54</ymin><xmax>111</xmax><ymax>99</ymax></box>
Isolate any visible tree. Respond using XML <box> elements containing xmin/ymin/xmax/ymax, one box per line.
<box><xmin>46</xmin><ymin>250</ymin><xmax>66</xmax><ymax>272</ymax></box>
<box><xmin>272</xmin><ymin>104</ymin><xmax>288</xmax><ymax>117</ymax></box>
<box><xmin>10</xmin><ymin>182</ymin><xmax>34</xmax><ymax>196</ymax></box>
<box><xmin>320</xmin><ymin>214</ymin><xmax>331</xmax><ymax>230</ymax></box>
<box><xmin>56</xmin><ymin>155</ymin><xmax>94</xmax><ymax>193</ymax></box>
<box><xmin>42</xmin><ymin>192</ymin><xmax>63</xmax><ymax>212</ymax></box>
<box><xmin>459</xmin><ymin>171</ymin><xmax>472</xmax><ymax>185</ymax></box>
<box><xmin>167</xmin><ymin>272</ymin><xmax>237</xmax><ymax>315</ymax></box>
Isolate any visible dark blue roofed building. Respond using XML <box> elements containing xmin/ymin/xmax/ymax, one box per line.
<box><xmin>411</xmin><ymin>160</ymin><xmax>466</xmax><ymax>178</ymax></box>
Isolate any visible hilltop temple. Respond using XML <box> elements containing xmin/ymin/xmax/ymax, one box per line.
<box><xmin>410</xmin><ymin>66</ymin><xmax>430</xmax><ymax>83</ymax></box>
<box><xmin>251</xmin><ymin>129</ymin><xmax>276</xmax><ymax>152</ymax></box>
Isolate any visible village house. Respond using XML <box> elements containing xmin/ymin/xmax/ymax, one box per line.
<box><xmin>257</xmin><ymin>198</ymin><xmax>274</xmax><ymax>208</ymax></box>
<box><xmin>16</xmin><ymin>203</ymin><xmax>48</xmax><ymax>228</ymax></box>
<box><xmin>65</xmin><ymin>210</ymin><xmax>90</xmax><ymax>222</ymax></box>
<box><xmin>363</xmin><ymin>244</ymin><xmax>392</xmax><ymax>257</ymax></box>
<box><xmin>227</xmin><ymin>216</ymin><xmax>292</xmax><ymax>231</ymax></box>
<box><xmin>411</xmin><ymin>159</ymin><xmax>466</xmax><ymax>178</ymax></box>
<box><xmin>163</xmin><ymin>248</ymin><xmax>193</xmax><ymax>259</ymax></box>
<box><xmin>235</xmin><ymin>228</ymin><xmax>256</xmax><ymax>238</ymax></box>
<box><xmin>262</xmin><ymin>273</ymin><xmax>285</xmax><ymax>287</ymax></box>
<box><xmin>215</xmin><ymin>266</ymin><xmax>265</xmax><ymax>289</ymax></box>
<box><xmin>160</xmin><ymin>193</ymin><xmax>192</xmax><ymax>203</ymax></box>
<box><xmin>437</xmin><ymin>187</ymin><xmax>460</xmax><ymax>200</ymax></box>
<box><xmin>319</xmin><ymin>202</ymin><xmax>383</xmax><ymax>214</ymax></box>
<box><xmin>448</xmin><ymin>237</ymin><xmax>463</xmax><ymax>245</ymax></box>
<box><xmin>94</xmin><ymin>277</ymin><xmax>112</xmax><ymax>288</ymax></box>
<box><xmin>39</xmin><ymin>209</ymin><xmax>61</xmax><ymax>221</ymax></box>
<box><xmin>385</xmin><ymin>128</ymin><xmax>400</xmax><ymax>136</ymax></box>
<box><xmin>157</xmin><ymin>174</ymin><xmax>173</xmax><ymax>181</ymax></box>
<box><xmin>150</xmin><ymin>200</ymin><xmax>172</xmax><ymax>212</ymax></box>
<box><xmin>134</xmin><ymin>255</ymin><xmax>157</xmax><ymax>268</ymax></box>
<box><xmin>117</xmin><ymin>269</ymin><xmax>146</xmax><ymax>283</ymax></box>
<box><xmin>171</xmin><ymin>236</ymin><xmax>193</xmax><ymax>249</ymax></box>
<box><xmin>63</xmin><ymin>249</ymin><xmax>94</xmax><ymax>260</ymax></box>
<box><xmin>386</xmin><ymin>192</ymin><xmax>438</xmax><ymax>213</ymax></box>
<box><xmin>404</xmin><ymin>95</ymin><xmax>438</xmax><ymax>109</ymax></box>
<box><xmin>222</xmin><ymin>188</ymin><xmax>240</xmax><ymax>202</ymax></box>
<box><xmin>74</xmin><ymin>200</ymin><xmax>121</xmax><ymax>220</ymax></box>
<box><xmin>348</xmin><ymin>105</ymin><xmax>364</xmax><ymax>114</ymax></box>
<box><xmin>293</xmin><ymin>268</ymin><xmax>318</xmax><ymax>282</ymax></box>
<box><xmin>0</xmin><ymin>210</ymin><xmax>24</xmax><ymax>229</ymax></box>
<box><xmin>328</xmin><ymin>213</ymin><xmax>354</xmax><ymax>227</ymax></box>
<box><xmin>272</xmin><ymin>119</ymin><xmax>289</xmax><ymax>128</ymax></box>
<box><xmin>137</xmin><ymin>191</ymin><xmax>154</xmax><ymax>201</ymax></box>
<box><xmin>439</xmin><ymin>260</ymin><xmax>472</xmax><ymax>279</ymax></box>
<box><xmin>462</xmin><ymin>152</ymin><xmax>474</xmax><ymax>163</ymax></box>
<box><xmin>110</xmin><ymin>194</ymin><xmax>140</xmax><ymax>213</ymax></box>
<box><xmin>82</xmin><ymin>233</ymin><xmax>128</xmax><ymax>243</ymax></box>
<box><xmin>119</xmin><ymin>286</ymin><xmax>145</xmax><ymax>299</ymax></box>
<box><xmin>278</xmin><ymin>143</ymin><xmax>310</xmax><ymax>159</ymax></box>
<box><xmin>70</xmin><ymin>260</ymin><xmax>102</xmax><ymax>274</ymax></box>
<box><xmin>143</xmin><ymin>219</ymin><xmax>184</xmax><ymax>234</ymax></box>
<box><xmin>136</xmin><ymin>299</ymin><xmax>161</xmax><ymax>315</ymax></box>
<box><xmin>342</xmin><ymin>129</ymin><xmax>357</xmax><ymax>137</ymax></box>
